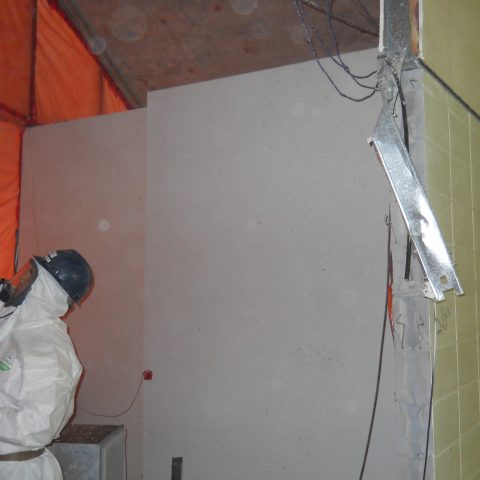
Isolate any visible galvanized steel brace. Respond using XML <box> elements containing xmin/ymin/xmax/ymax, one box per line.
<box><xmin>370</xmin><ymin>2</ymin><xmax>463</xmax><ymax>302</ymax></box>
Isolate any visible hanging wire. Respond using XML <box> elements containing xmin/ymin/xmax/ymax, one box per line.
<box><xmin>78</xmin><ymin>373</ymin><xmax>144</xmax><ymax>418</ymax></box>
<box><xmin>300</xmin><ymin>0</ymin><xmax>377</xmax><ymax>85</ymax></box>
<box><xmin>325</xmin><ymin>0</ymin><xmax>377</xmax><ymax>85</ymax></box>
<box><xmin>301</xmin><ymin>0</ymin><xmax>378</xmax><ymax>37</ymax></box>
<box><xmin>358</xmin><ymin>208</ymin><xmax>391</xmax><ymax>480</ymax></box>
<box><xmin>293</xmin><ymin>0</ymin><xmax>377</xmax><ymax>102</ymax></box>
<box><xmin>422</xmin><ymin>315</ymin><xmax>437</xmax><ymax>479</ymax></box>
<box><xmin>351</xmin><ymin>0</ymin><xmax>379</xmax><ymax>32</ymax></box>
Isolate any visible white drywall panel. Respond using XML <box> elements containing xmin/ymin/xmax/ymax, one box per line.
<box><xmin>144</xmin><ymin>49</ymin><xmax>396</xmax><ymax>480</ymax></box>
<box><xmin>19</xmin><ymin>108</ymin><xmax>146</xmax><ymax>480</ymax></box>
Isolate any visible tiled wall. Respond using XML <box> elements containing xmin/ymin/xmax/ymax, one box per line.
<box><xmin>421</xmin><ymin>0</ymin><xmax>480</xmax><ymax>115</ymax></box>
<box><xmin>424</xmin><ymin>72</ymin><xmax>480</xmax><ymax>480</ymax></box>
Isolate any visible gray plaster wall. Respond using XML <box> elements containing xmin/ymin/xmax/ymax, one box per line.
<box><xmin>19</xmin><ymin>109</ymin><xmax>146</xmax><ymax>480</ymax></box>
<box><xmin>144</xmin><ymin>49</ymin><xmax>397</xmax><ymax>480</ymax></box>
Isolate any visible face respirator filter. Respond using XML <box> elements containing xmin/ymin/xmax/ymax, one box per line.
<box><xmin>0</xmin><ymin>280</ymin><xmax>12</xmax><ymax>303</ymax></box>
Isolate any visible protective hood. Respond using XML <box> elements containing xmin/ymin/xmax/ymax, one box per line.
<box><xmin>16</xmin><ymin>261</ymin><xmax>71</xmax><ymax>325</ymax></box>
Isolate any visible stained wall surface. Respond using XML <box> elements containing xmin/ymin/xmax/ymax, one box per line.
<box><xmin>19</xmin><ymin>108</ymin><xmax>146</xmax><ymax>480</ymax></box>
<box><xmin>144</xmin><ymin>49</ymin><xmax>397</xmax><ymax>480</ymax></box>
<box><xmin>424</xmin><ymin>73</ymin><xmax>480</xmax><ymax>480</ymax></box>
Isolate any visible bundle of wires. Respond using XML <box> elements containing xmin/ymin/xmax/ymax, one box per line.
<box><xmin>293</xmin><ymin>0</ymin><xmax>379</xmax><ymax>102</ymax></box>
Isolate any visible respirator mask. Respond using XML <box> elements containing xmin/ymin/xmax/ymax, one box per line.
<box><xmin>0</xmin><ymin>260</ymin><xmax>38</xmax><ymax>307</ymax></box>
<box><xmin>0</xmin><ymin>279</ymin><xmax>12</xmax><ymax>304</ymax></box>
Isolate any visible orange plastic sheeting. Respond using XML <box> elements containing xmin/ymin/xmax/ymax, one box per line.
<box><xmin>101</xmin><ymin>75</ymin><xmax>129</xmax><ymax>115</ymax></box>
<box><xmin>35</xmin><ymin>0</ymin><xmax>102</xmax><ymax>124</ymax></box>
<box><xmin>0</xmin><ymin>108</ymin><xmax>28</xmax><ymax>128</ymax></box>
<box><xmin>0</xmin><ymin>122</ymin><xmax>22</xmax><ymax>278</ymax></box>
<box><xmin>0</xmin><ymin>0</ymin><xmax>34</xmax><ymax>119</ymax></box>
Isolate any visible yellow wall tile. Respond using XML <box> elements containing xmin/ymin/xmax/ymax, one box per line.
<box><xmin>466</xmin><ymin>469</ymin><xmax>480</xmax><ymax>480</ymax></box>
<box><xmin>473</xmin><ymin>212</ymin><xmax>480</xmax><ymax>251</ymax></box>
<box><xmin>424</xmin><ymin>69</ymin><xmax>480</xmax><ymax>477</ymax></box>
<box><xmin>470</xmin><ymin>123</ymin><xmax>480</xmax><ymax>170</ymax></box>
<box><xmin>471</xmin><ymin>128</ymin><xmax>480</xmax><ymax>216</ymax></box>
<box><xmin>429</xmin><ymin>189</ymin><xmax>451</xmax><ymax>213</ymax></box>
<box><xmin>422</xmin><ymin>0</ymin><xmax>451</xmax><ymax>82</ymax></box>
<box><xmin>427</xmin><ymin>148</ymin><xmax>451</xmax><ymax>199</ymax></box>
<box><xmin>459</xmin><ymin>381</ymin><xmax>480</xmax><ymax>435</ymax></box>
<box><xmin>424</xmin><ymin>84</ymin><xmax>450</xmax><ymax>152</ymax></box>
<box><xmin>435</xmin><ymin>296</ymin><xmax>457</xmax><ymax>348</ymax></box>
<box><xmin>460</xmin><ymin>425</ymin><xmax>480</xmax><ymax>479</ymax></box>
<box><xmin>422</xmin><ymin>0</ymin><xmax>480</xmax><ymax>114</ymax></box>
<box><xmin>452</xmin><ymin>208</ymin><xmax>474</xmax><ymax>250</ymax></box>
<box><xmin>435</xmin><ymin>345</ymin><xmax>459</xmax><ymax>399</ymax></box>
<box><xmin>433</xmin><ymin>206</ymin><xmax>453</xmax><ymax>247</ymax></box>
<box><xmin>434</xmin><ymin>392</ymin><xmax>460</xmax><ymax>452</ymax></box>
<box><xmin>434</xmin><ymin>441</ymin><xmax>461</xmax><ymax>480</ymax></box>
<box><xmin>456</xmin><ymin>295</ymin><xmax>477</xmax><ymax>343</ymax></box>
<box><xmin>478</xmin><ymin>338</ymin><xmax>480</xmax><ymax>381</ymax></box>
<box><xmin>449</xmin><ymin>100</ymin><xmax>470</xmax><ymax>131</ymax></box>
<box><xmin>458</xmin><ymin>340</ymin><xmax>479</xmax><ymax>388</ymax></box>
<box><xmin>453</xmin><ymin>248</ymin><xmax>476</xmax><ymax>296</ymax></box>
<box><xmin>450</xmin><ymin>123</ymin><xmax>472</xmax><ymax>204</ymax></box>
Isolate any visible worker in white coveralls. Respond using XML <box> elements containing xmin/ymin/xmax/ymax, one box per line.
<box><xmin>0</xmin><ymin>249</ymin><xmax>92</xmax><ymax>479</ymax></box>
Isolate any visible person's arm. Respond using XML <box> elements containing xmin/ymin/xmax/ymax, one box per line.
<box><xmin>0</xmin><ymin>347</ymin><xmax>81</xmax><ymax>450</ymax></box>
<box><xmin>0</xmin><ymin>391</ymin><xmax>73</xmax><ymax>448</ymax></box>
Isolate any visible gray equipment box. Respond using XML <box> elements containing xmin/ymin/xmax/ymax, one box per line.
<box><xmin>48</xmin><ymin>424</ymin><xmax>126</xmax><ymax>480</ymax></box>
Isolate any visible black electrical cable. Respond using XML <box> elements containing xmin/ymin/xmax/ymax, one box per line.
<box><xmin>78</xmin><ymin>373</ymin><xmax>144</xmax><ymax>418</ymax></box>
<box><xmin>405</xmin><ymin>235</ymin><xmax>413</xmax><ymax>280</ymax></box>
<box><xmin>352</xmin><ymin>0</ymin><xmax>379</xmax><ymax>32</ymax></box>
<box><xmin>293</xmin><ymin>0</ymin><xmax>377</xmax><ymax>102</ymax></box>
<box><xmin>422</xmin><ymin>367</ymin><xmax>435</xmax><ymax>479</ymax></box>
<box><xmin>384</xmin><ymin>58</ymin><xmax>413</xmax><ymax>281</ymax></box>
<box><xmin>301</xmin><ymin>0</ymin><xmax>379</xmax><ymax>38</ymax></box>
<box><xmin>418</xmin><ymin>59</ymin><xmax>480</xmax><ymax>122</ymax></box>
<box><xmin>325</xmin><ymin>0</ymin><xmax>377</xmax><ymax>87</ymax></box>
<box><xmin>394</xmin><ymin>77</ymin><xmax>413</xmax><ymax>281</ymax></box>
<box><xmin>358</xmin><ymin>209</ymin><xmax>391</xmax><ymax>480</ymax></box>
<box><xmin>300</xmin><ymin>0</ymin><xmax>377</xmax><ymax>84</ymax></box>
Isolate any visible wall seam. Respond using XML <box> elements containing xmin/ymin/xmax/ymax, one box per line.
<box><xmin>449</xmin><ymin>98</ymin><xmax>463</xmax><ymax>479</ymax></box>
<box><xmin>470</xmin><ymin>112</ymin><xmax>480</xmax><ymax>444</ymax></box>
<box><xmin>467</xmin><ymin>111</ymin><xmax>480</xmax><ymax>480</ymax></box>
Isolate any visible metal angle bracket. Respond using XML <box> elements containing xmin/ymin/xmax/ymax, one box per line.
<box><xmin>370</xmin><ymin>54</ymin><xmax>463</xmax><ymax>302</ymax></box>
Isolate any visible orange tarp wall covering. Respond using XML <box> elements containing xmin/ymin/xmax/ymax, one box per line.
<box><xmin>0</xmin><ymin>0</ymin><xmax>129</xmax><ymax>277</ymax></box>
<box><xmin>0</xmin><ymin>123</ymin><xmax>22</xmax><ymax>278</ymax></box>
<box><xmin>36</xmin><ymin>0</ymin><xmax>128</xmax><ymax>123</ymax></box>
<box><xmin>0</xmin><ymin>1</ymin><xmax>33</xmax><ymax>122</ymax></box>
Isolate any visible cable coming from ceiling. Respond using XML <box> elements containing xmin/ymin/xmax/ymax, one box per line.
<box><xmin>293</xmin><ymin>0</ymin><xmax>378</xmax><ymax>102</ymax></box>
<box><xmin>301</xmin><ymin>0</ymin><xmax>379</xmax><ymax>37</ymax></box>
<box><xmin>422</xmin><ymin>314</ymin><xmax>437</xmax><ymax>479</ymax></box>
<box><xmin>358</xmin><ymin>208</ymin><xmax>391</xmax><ymax>479</ymax></box>
<box><xmin>325</xmin><ymin>0</ymin><xmax>377</xmax><ymax>88</ymax></box>
<box><xmin>352</xmin><ymin>0</ymin><xmax>379</xmax><ymax>32</ymax></box>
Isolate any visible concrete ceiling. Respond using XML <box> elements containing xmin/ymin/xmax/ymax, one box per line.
<box><xmin>64</xmin><ymin>0</ymin><xmax>379</xmax><ymax>106</ymax></box>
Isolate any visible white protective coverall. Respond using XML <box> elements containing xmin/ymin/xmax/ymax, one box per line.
<box><xmin>0</xmin><ymin>262</ymin><xmax>82</xmax><ymax>479</ymax></box>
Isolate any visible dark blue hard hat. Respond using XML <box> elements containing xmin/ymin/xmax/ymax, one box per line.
<box><xmin>35</xmin><ymin>250</ymin><xmax>93</xmax><ymax>304</ymax></box>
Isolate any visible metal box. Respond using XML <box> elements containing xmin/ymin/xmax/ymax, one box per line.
<box><xmin>48</xmin><ymin>424</ymin><xmax>126</xmax><ymax>480</ymax></box>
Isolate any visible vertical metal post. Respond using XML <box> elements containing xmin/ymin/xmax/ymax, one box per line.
<box><xmin>171</xmin><ymin>457</ymin><xmax>183</xmax><ymax>480</ymax></box>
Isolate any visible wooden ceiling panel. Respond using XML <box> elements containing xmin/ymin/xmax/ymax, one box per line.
<box><xmin>67</xmin><ymin>0</ymin><xmax>379</xmax><ymax>105</ymax></box>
